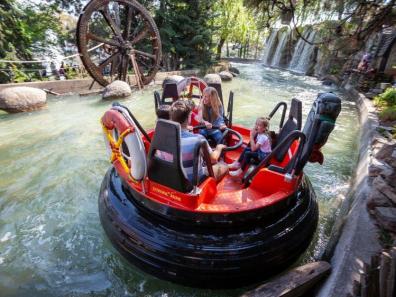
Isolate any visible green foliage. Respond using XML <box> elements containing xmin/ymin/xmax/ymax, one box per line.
<box><xmin>65</xmin><ymin>66</ymin><xmax>79</xmax><ymax>80</ymax></box>
<box><xmin>374</xmin><ymin>88</ymin><xmax>396</xmax><ymax>107</ymax></box>
<box><xmin>11</xmin><ymin>65</ymin><xmax>29</xmax><ymax>83</ymax></box>
<box><xmin>374</xmin><ymin>88</ymin><xmax>396</xmax><ymax>121</ymax></box>
<box><xmin>246</xmin><ymin>0</ymin><xmax>396</xmax><ymax>56</ymax></box>
<box><xmin>155</xmin><ymin>0</ymin><xmax>215</xmax><ymax>69</ymax></box>
<box><xmin>378</xmin><ymin>106</ymin><xmax>396</xmax><ymax>122</ymax></box>
<box><xmin>0</xmin><ymin>1</ymin><xmax>64</xmax><ymax>60</ymax></box>
<box><xmin>0</xmin><ymin>0</ymin><xmax>32</xmax><ymax>60</ymax></box>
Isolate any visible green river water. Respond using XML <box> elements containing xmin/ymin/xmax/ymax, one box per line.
<box><xmin>0</xmin><ymin>63</ymin><xmax>359</xmax><ymax>296</ymax></box>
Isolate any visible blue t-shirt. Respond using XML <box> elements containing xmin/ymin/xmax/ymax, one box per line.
<box><xmin>180</xmin><ymin>130</ymin><xmax>210</xmax><ymax>183</ymax></box>
<box><xmin>205</xmin><ymin>106</ymin><xmax>225</xmax><ymax>127</ymax></box>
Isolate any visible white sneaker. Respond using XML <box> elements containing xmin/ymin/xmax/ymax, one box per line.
<box><xmin>229</xmin><ymin>168</ymin><xmax>242</xmax><ymax>177</ymax></box>
<box><xmin>228</xmin><ymin>161</ymin><xmax>241</xmax><ymax>170</ymax></box>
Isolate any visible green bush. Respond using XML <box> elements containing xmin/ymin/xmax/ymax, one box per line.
<box><xmin>11</xmin><ymin>65</ymin><xmax>30</xmax><ymax>83</ymax></box>
<box><xmin>379</xmin><ymin>106</ymin><xmax>396</xmax><ymax>121</ymax></box>
<box><xmin>374</xmin><ymin>87</ymin><xmax>396</xmax><ymax>107</ymax></box>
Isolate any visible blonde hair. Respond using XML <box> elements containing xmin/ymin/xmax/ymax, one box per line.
<box><xmin>256</xmin><ymin>117</ymin><xmax>269</xmax><ymax>131</ymax></box>
<box><xmin>257</xmin><ymin>117</ymin><xmax>271</xmax><ymax>146</ymax></box>
<box><xmin>202</xmin><ymin>87</ymin><xmax>222</xmax><ymax>122</ymax></box>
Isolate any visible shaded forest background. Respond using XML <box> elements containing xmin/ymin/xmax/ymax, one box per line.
<box><xmin>0</xmin><ymin>0</ymin><xmax>395</xmax><ymax>80</ymax></box>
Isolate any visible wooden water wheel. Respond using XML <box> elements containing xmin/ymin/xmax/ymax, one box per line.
<box><xmin>77</xmin><ymin>0</ymin><xmax>162</xmax><ymax>87</ymax></box>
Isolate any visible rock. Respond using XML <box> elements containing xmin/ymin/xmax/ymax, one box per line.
<box><xmin>369</xmin><ymin>158</ymin><xmax>393</xmax><ymax>177</ymax></box>
<box><xmin>380</xmin><ymin>83</ymin><xmax>392</xmax><ymax>90</ymax></box>
<box><xmin>230</xmin><ymin>72</ymin><xmax>238</xmax><ymax>77</ymax></box>
<box><xmin>203</xmin><ymin>73</ymin><xmax>222</xmax><ymax>84</ymax></box>
<box><xmin>367</xmin><ymin>189</ymin><xmax>393</xmax><ymax>211</ymax></box>
<box><xmin>373</xmin><ymin>176</ymin><xmax>396</xmax><ymax>204</ymax></box>
<box><xmin>0</xmin><ymin>87</ymin><xmax>47</xmax><ymax>113</ymax></box>
<box><xmin>219</xmin><ymin>71</ymin><xmax>233</xmax><ymax>81</ymax></box>
<box><xmin>229</xmin><ymin>66</ymin><xmax>240</xmax><ymax>74</ymax></box>
<box><xmin>375</xmin><ymin>143</ymin><xmax>396</xmax><ymax>161</ymax></box>
<box><xmin>162</xmin><ymin>75</ymin><xmax>184</xmax><ymax>88</ymax></box>
<box><xmin>364</xmin><ymin>92</ymin><xmax>377</xmax><ymax>99</ymax></box>
<box><xmin>320</xmin><ymin>75</ymin><xmax>340</xmax><ymax>86</ymax></box>
<box><xmin>371</xmin><ymin>88</ymin><xmax>383</xmax><ymax>95</ymax></box>
<box><xmin>382</xmin><ymin>170</ymin><xmax>396</xmax><ymax>188</ymax></box>
<box><xmin>102</xmin><ymin>80</ymin><xmax>132</xmax><ymax>100</ymax></box>
<box><xmin>374</xmin><ymin>207</ymin><xmax>396</xmax><ymax>233</ymax></box>
<box><xmin>378</xmin><ymin>125</ymin><xmax>395</xmax><ymax>133</ymax></box>
<box><xmin>372</xmin><ymin>136</ymin><xmax>390</xmax><ymax>147</ymax></box>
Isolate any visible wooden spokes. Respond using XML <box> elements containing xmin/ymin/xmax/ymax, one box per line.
<box><xmin>77</xmin><ymin>0</ymin><xmax>162</xmax><ymax>87</ymax></box>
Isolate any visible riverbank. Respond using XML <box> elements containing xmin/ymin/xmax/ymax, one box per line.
<box><xmin>317</xmin><ymin>85</ymin><xmax>395</xmax><ymax>297</ymax></box>
<box><xmin>0</xmin><ymin>69</ymin><xmax>200</xmax><ymax>95</ymax></box>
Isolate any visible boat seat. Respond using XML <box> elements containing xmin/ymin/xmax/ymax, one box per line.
<box><xmin>161</xmin><ymin>83</ymin><xmax>179</xmax><ymax>104</ymax></box>
<box><xmin>147</xmin><ymin>119</ymin><xmax>203</xmax><ymax>193</ymax></box>
<box><xmin>274</xmin><ymin>98</ymin><xmax>302</xmax><ymax>162</ymax></box>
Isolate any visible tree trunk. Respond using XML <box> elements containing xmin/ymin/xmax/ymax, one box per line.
<box><xmin>226</xmin><ymin>41</ymin><xmax>229</xmax><ymax>57</ymax></box>
<box><xmin>243</xmin><ymin>42</ymin><xmax>247</xmax><ymax>59</ymax></box>
<box><xmin>254</xmin><ymin>34</ymin><xmax>259</xmax><ymax>59</ymax></box>
<box><xmin>216</xmin><ymin>38</ymin><xmax>226</xmax><ymax>60</ymax></box>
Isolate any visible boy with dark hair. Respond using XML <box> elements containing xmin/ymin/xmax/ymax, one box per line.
<box><xmin>170</xmin><ymin>100</ymin><xmax>228</xmax><ymax>182</ymax></box>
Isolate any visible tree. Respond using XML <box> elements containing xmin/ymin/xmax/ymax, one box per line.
<box><xmin>0</xmin><ymin>0</ymin><xmax>32</xmax><ymax>60</ymax></box>
<box><xmin>0</xmin><ymin>1</ymin><xmax>70</xmax><ymax>82</ymax></box>
<box><xmin>245</xmin><ymin>0</ymin><xmax>396</xmax><ymax>53</ymax></box>
<box><xmin>213</xmin><ymin>0</ymin><xmax>242</xmax><ymax>59</ymax></box>
<box><xmin>155</xmin><ymin>0</ymin><xmax>215</xmax><ymax>70</ymax></box>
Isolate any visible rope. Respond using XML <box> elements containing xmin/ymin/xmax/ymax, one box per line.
<box><xmin>0</xmin><ymin>43</ymin><xmax>104</xmax><ymax>64</ymax></box>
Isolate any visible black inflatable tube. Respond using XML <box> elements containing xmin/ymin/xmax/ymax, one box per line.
<box><xmin>99</xmin><ymin>167</ymin><xmax>318</xmax><ymax>288</ymax></box>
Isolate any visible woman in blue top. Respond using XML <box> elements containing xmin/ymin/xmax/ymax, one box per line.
<box><xmin>198</xmin><ymin>87</ymin><xmax>227</xmax><ymax>144</ymax></box>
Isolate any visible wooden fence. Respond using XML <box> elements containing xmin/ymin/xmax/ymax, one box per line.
<box><xmin>349</xmin><ymin>247</ymin><xmax>396</xmax><ymax>297</ymax></box>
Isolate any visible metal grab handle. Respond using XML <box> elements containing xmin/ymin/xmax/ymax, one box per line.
<box><xmin>243</xmin><ymin>130</ymin><xmax>306</xmax><ymax>186</ymax></box>
<box><xmin>112</xmin><ymin>102</ymin><xmax>151</xmax><ymax>143</ymax></box>
<box><xmin>268</xmin><ymin>101</ymin><xmax>287</xmax><ymax>130</ymax></box>
<box><xmin>192</xmin><ymin>140</ymin><xmax>214</xmax><ymax>186</ymax></box>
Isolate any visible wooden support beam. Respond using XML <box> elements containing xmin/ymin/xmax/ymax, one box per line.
<box><xmin>387</xmin><ymin>248</ymin><xmax>396</xmax><ymax>297</ymax></box>
<box><xmin>352</xmin><ymin>279</ymin><xmax>361</xmax><ymax>296</ymax></box>
<box><xmin>360</xmin><ymin>263</ymin><xmax>370</xmax><ymax>297</ymax></box>
<box><xmin>241</xmin><ymin>261</ymin><xmax>331</xmax><ymax>297</ymax></box>
<box><xmin>380</xmin><ymin>251</ymin><xmax>391</xmax><ymax>297</ymax></box>
<box><xmin>369</xmin><ymin>255</ymin><xmax>380</xmax><ymax>297</ymax></box>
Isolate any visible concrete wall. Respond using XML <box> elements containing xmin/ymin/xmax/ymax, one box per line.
<box><xmin>0</xmin><ymin>70</ymin><xmax>200</xmax><ymax>94</ymax></box>
<box><xmin>316</xmin><ymin>87</ymin><xmax>382</xmax><ymax>297</ymax></box>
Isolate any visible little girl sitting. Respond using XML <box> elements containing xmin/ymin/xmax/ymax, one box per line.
<box><xmin>229</xmin><ymin>117</ymin><xmax>271</xmax><ymax>176</ymax></box>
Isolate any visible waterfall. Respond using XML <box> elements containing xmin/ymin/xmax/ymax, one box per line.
<box><xmin>288</xmin><ymin>30</ymin><xmax>317</xmax><ymax>74</ymax></box>
<box><xmin>262</xmin><ymin>29</ymin><xmax>278</xmax><ymax>65</ymax></box>
<box><xmin>271</xmin><ymin>30</ymin><xmax>290</xmax><ymax>67</ymax></box>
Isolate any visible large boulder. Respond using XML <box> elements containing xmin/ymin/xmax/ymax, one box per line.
<box><xmin>102</xmin><ymin>80</ymin><xmax>132</xmax><ymax>100</ymax></box>
<box><xmin>229</xmin><ymin>66</ymin><xmax>240</xmax><ymax>74</ymax></box>
<box><xmin>219</xmin><ymin>71</ymin><xmax>233</xmax><ymax>81</ymax></box>
<box><xmin>0</xmin><ymin>87</ymin><xmax>47</xmax><ymax>113</ymax></box>
<box><xmin>204</xmin><ymin>73</ymin><xmax>222</xmax><ymax>84</ymax></box>
<box><xmin>162</xmin><ymin>75</ymin><xmax>184</xmax><ymax>88</ymax></box>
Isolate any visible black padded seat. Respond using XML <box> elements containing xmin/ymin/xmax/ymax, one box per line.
<box><xmin>147</xmin><ymin>119</ymin><xmax>209</xmax><ymax>193</ymax></box>
<box><xmin>161</xmin><ymin>83</ymin><xmax>179</xmax><ymax>103</ymax></box>
<box><xmin>148</xmin><ymin>119</ymin><xmax>192</xmax><ymax>192</ymax></box>
<box><xmin>295</xmin><ymin>92</ymin><xmax>341</xmax><ymax>174</ymax></box>
<box><xmin>274</xmin><ymin>98</ymin><xmax>302</xmax><ymax>162</ymax></box>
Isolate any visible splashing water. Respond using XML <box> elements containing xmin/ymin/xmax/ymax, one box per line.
<box><xmin>0</xmin><ymin>63</ymin><xmax>359</xmax><ymax>296</ymax></box>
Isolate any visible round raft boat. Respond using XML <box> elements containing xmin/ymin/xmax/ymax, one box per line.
<box><xmin>98</xmin><ymin>80</ymin><xmax>341</xmax><ymax>288</ymax></box>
